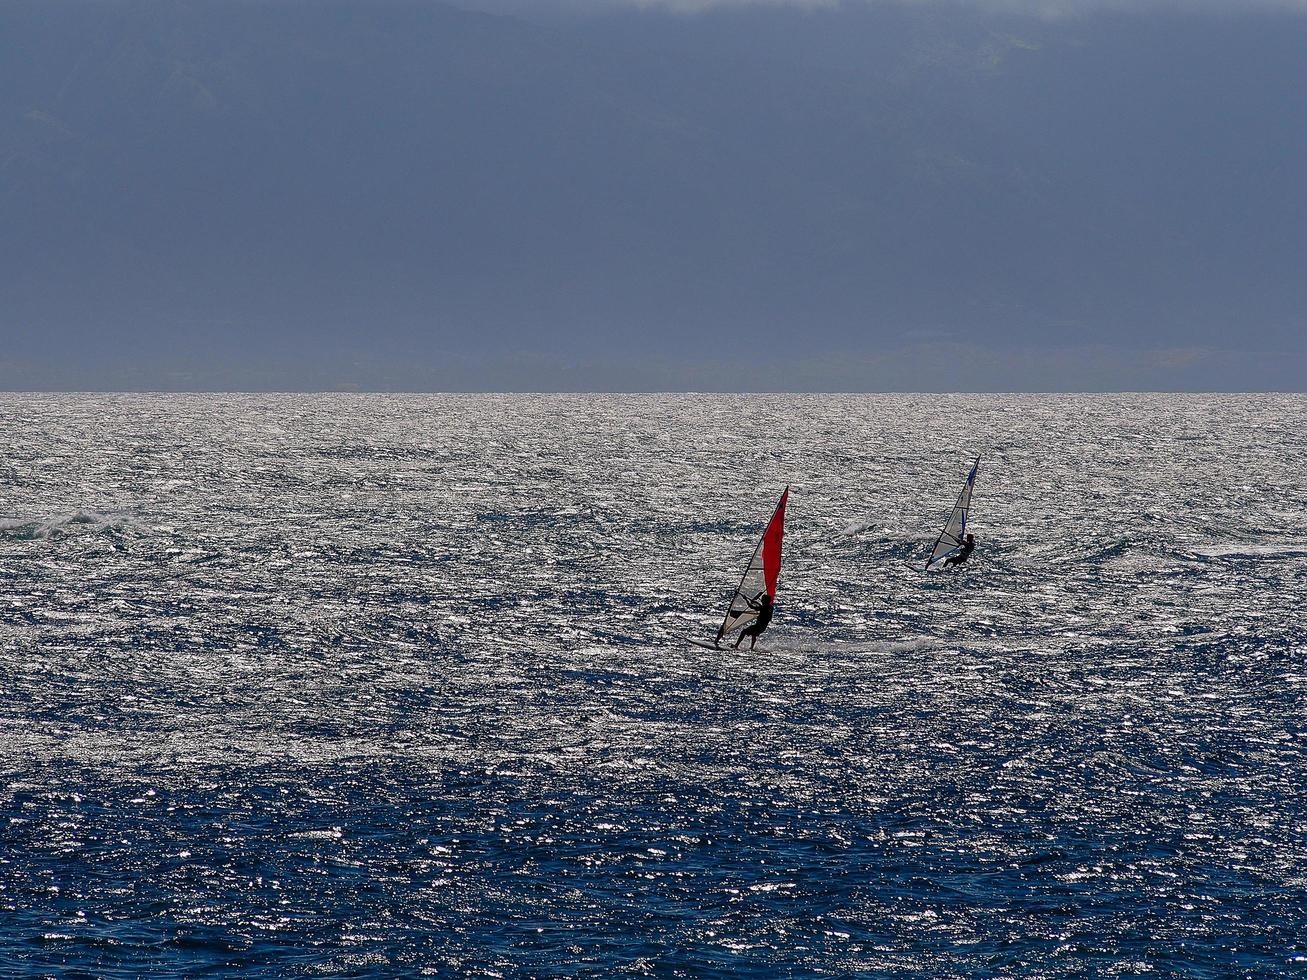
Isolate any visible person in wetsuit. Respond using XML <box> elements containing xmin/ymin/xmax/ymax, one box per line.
<box><xmin>733</xmin><ymin>591</ymin><xmax>774</xmax><ymax>649</ymax></box>
<box><xmin>944</xmin><ymin>533</ymin><xmax>975</xmax><ymax>568</ymax></box>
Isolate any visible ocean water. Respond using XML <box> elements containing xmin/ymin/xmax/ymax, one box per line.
<box><xmin>1</xmin><ymin>393</ymin><xmax>1304</xmax><ymax>978</ymax></box>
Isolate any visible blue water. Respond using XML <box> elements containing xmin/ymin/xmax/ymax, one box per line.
<box><xmin>2</xmin><ymin>394</ymin><xmax>1304</xmax><ymax>977</ymax></box>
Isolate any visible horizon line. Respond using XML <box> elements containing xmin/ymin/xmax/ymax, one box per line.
<box><xmin>2</xmin><ymin>389</ymin><xmax>1304</xmax><ymax>396</ymax></box>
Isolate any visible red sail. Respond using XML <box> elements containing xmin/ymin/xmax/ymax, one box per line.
<box><xmin>716</xmin><ymin>486</ymin><xmax>791</xmax><ymax>641</ymax></box>
<box><xmin>761</xmin><ymin>487</ymin><xmax>788</xmax><ymax>598</ymax></box>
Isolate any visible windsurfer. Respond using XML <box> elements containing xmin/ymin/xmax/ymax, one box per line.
<box><xmin>733</xmin><ymin>591</ymin><xmax>774</xmax><ymax>649</ymax></box>
<box><xmin>944</xmin><ymin>533</ymin><xmax>975</xmax><ymax>568</ymax></box>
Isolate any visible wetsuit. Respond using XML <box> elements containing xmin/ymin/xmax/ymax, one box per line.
<box><xmin>734</xmin><ymin>593</ymin><xmax>774</xmax><ymax>649</ymax></box>
<box><xmin>944</xmin><ymin>537</ymin><xmax>975</xmax><ymax>568</ymax></box>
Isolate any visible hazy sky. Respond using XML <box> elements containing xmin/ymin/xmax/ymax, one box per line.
<box><xmin>2</xmin><ymin>0</ymin><xmax>1304</xmax><ymax>390</ymax></box>
<box><xmin>463</xmin><ymin>0</ymin><xmax>1307</xmax><ymax>14</ymax></box>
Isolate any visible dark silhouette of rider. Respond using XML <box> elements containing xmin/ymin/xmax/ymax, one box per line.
<box><xmin>944</xmin><ymin>533</ymin><xmax>975</xmax><ymax>568</ymax></box>
<box><xmin>733</xmin><ymin>591</ymin><xmax>774</xmax><ymax>649</ymax></box>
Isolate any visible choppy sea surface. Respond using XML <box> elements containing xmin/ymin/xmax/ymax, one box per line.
<box><xmin>2</xmin><ymin>393</ymin><xmax>1305</xmax><ymax>978</ymax></box>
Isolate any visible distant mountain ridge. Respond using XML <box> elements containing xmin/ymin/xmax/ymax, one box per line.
<box><xmin>2</xmin><ymin>0</ymin><xmax>1304</xmax><ymax>389</ymax></box>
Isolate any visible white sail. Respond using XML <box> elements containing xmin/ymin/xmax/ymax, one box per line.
<box><xmin>720</xmin><ymin>537</ymin><xmax>769</xmax><ymax>639</ymax></box>
<box><xmin>926</xmin><ymin>458</ymin><xmax>979</xmax><ymax>570</ymax></box>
